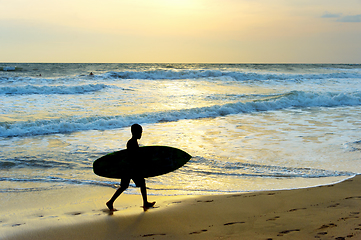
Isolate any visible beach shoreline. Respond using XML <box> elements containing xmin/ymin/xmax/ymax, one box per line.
<box><xmin>2</xmin><ymin>175</ymin><xmax>361</xmax><ymax>240</ymax></box>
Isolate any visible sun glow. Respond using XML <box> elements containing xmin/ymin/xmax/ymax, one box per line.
<box><xmin>1</xmin><ymin>0</ymin><xmax>361</xmax><ymax>63</ymax></box>
<box><xmin>155</xmin><ymin>0</ymin><xmax>201</xmax><ymax>9</ymax></box>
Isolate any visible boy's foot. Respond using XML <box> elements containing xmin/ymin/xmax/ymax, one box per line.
<box><xmin>143</xmin><ymin>201</ymin><xmax>156</xmax><ymax>209</ymax></box>
<box><xmin>106</xmin><ymin>201</ymin><xmax>116</xmax><ymax>211</ymax></box>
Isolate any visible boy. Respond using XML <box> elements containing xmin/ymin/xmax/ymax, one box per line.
<box><xmin>106</xmin><ymin>124</ymin><xmax>155</xmax><ymax>211</ymax></box>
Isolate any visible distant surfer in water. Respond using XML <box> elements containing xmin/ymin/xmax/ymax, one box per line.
<box><xmin>106</xmin><ymin>124</ymin><xmax>155</xmax><ymax>211</ymax></box>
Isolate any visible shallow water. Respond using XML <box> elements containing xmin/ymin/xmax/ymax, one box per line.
<box><xmin>1</xmin><ymin>63</ymin><xmax>360</xmax><ymax>195</ymax></box>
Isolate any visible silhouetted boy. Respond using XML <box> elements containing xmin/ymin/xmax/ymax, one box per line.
<box><xmin>106</xmin><ymin>124</ymin><xmax>155</xmax><ymax>211</ymax></box>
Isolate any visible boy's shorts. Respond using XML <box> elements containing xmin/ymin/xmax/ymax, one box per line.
<box><xmin>132</xmin><ymin>178</ymin><xmax>145</xmax><ymax>188</ymax></box>
<box><xmin>121</xmin><ymin>177</ymin><xmax>145</xmax><ymax>188</ymax></box>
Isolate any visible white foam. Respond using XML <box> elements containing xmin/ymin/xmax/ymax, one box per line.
<box><xmin>0</xmin><ymin>84</ymin><xmax>108</xmax><ymax>95</ymax></box>
<box><xmin>1</xmin><ymin>90</ymin><xmax>361</xmax><ymax>138</ymax></box>
<box><xmin>1</xmin><ymin>67</ymin><xmax>16</xmax><ymax>71</ymax></box>
<box><xmin>101</xmin><ymin>69</ymin><xmax>361</xmax><ymax>81</ymax></box>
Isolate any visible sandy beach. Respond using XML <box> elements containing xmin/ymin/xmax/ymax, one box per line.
<box><xmin>1</xmin><ymin>175</ymin><xmax>360</xmax><ymax>240</ymax></box>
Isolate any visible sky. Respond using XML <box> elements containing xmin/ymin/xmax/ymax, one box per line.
<box><xmin>1</xmin><ymin>0</ymin><xmax>361</xmax><ymax>63</ymax></box>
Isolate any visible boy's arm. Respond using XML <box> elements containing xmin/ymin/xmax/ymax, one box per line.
<box><xmin>127</xmin><ymin>138</ymin><xmax>143</xmax><ymax>165</ymax></box>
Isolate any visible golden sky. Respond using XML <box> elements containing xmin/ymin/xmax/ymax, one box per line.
<box><xmin>1</xmin><ymin>0</ymin><xmax>361</xmax><ymax>63</ymax></box>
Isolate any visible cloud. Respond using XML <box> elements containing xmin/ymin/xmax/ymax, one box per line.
<box><xmin>321</xmin><ymin>12</ymin><xmax>341</xmax><ymax>18</ymax></box>
<box><xmin>337</xmin><ymin>14</ymin><xmax>361</xmax><ymax>22</ymax></box>
<box><xmin>321</xmin><ymin>11</ymin><xmax>361</xmax><ymax>23</ymax></box>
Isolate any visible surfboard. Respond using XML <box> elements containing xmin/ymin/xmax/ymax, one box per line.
<box><xmin>93</xmin><ymin>146</ymin><xmax>191</xmax><ymax>179</ymax></box>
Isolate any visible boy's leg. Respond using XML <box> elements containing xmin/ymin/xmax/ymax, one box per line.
<box><xmin>106</xmin><ymin>178</ymin><xmax>130</xmax><ymax>210</ymax></box>
<box><xmin>135</xmin><ymin>178</ymin><xmax>155</xmax><ymax>208</ymax></box>
<box><xmin>140</xmin><ymin>184</ymin><xmax>148</xmax><ymax>204</ymax></box>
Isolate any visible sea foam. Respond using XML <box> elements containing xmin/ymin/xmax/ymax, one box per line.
<box><xmin>0</xmin><ymin>84</ymin><xmax>108</xmax><ymax>95</ymax></box>
<box><xmin>101</xmin><ymin>69</ymin><xmax>361</xmax><ymax>81</ymax></box>
<box><xmin>1</xmin><ymin>90</ymin><xmax>360</xmax><ymax>138</ymax></box>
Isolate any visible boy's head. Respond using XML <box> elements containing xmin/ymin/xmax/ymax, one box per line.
<box><xmin>131</xmin><ymin>124</ymin><xmax>142</xmax><ymax>139</ymax></box>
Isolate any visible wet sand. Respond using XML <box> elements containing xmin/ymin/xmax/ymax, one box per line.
<box><xmin>2</xmin><ymin>175</ymin><xmax>361</xmax><ymax>240</ymax></box>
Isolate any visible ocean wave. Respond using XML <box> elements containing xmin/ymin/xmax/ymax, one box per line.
<box><xmin>187</xmin><ymin>157</ymin><xmax>355</xmax><ymax>178</ymax></box>
<box><xmin>100</xmin><ymin>69</ymin><xmax>361</xmax><ymax>81</ymax></box>
<box><xmin>0</xmin><ymin>158</ymin><xmax>76</xmax><ymax>170</ymax></box>
<box><xmin>1</xmin><ymin>90</ymin><xmax>361</xmax><ymax>138</ymax></box>
<box><xmin>2</xmin><ymin>68</ymin><xmax>360</xmax><ymax>84</ymax></box>
<box><xmin>344</xmin><ymin>140</ymin><xmax>361</xmax><ymax>152</ymax></box>
<box><xmin>0</xmin><ymin>159</ymin><xmax>355</xmax><ymax>194</ymax></box>
<box><xmin>0</xmin><ymin>83</ymin><xmax>108</xmax><ymax>95</ymax></box>
<box><xmin>0</xmin><ymin>177</ymin><xmax>116</xmax><ymax>192</ymax></box>
<box><xmin>0</xmin><ymin>66</ymin><xmax>22</xmax><ymax>71</ymax></box>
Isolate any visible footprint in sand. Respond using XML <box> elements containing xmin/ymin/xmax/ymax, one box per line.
<box><xmin>12</xmin><ymin>223</ymin><xmax>25</xmax><ymax>227</ymax></box>
<box><xmin>327</xmin><ymin>203</ymin><xmax>340</xmax><ymax>208</ymax></box>
<box><xmin>277</xmin><ymin>229</ymin><xmax>300</xmax><ymax>236</ymax></box>
<box><xmin>197</xmin><ymin>200</ymin><xmax>214</xmax><ymax>203</ymax></box>
<box><xmin>224</xmin><ymin>221</ymin><xmax>245</xmax><ymax>226</ymax></box>
<box><xmin>345</xmin><ymin>196</ymin><xmax>361</xmax><ymax>200</ymax></box>
<box><xmin>142</xmin><ymin>233</ymin><xmax>166</xmax><ymax>237</ymax></box>
<box><xmin>91</xmin><ymin>210</ymin><xmax>102</xmax><ymax>216</ymax></box>
<box><xmin>288</xmin><ymin>208</ymin><xmax>307</xmax><ymax>212</ymax></box>
<box><xmin>66</xmin><ymin>212</ymin><xmax>83</xmax><ymax>216</ymax></box>
<box><xmin>245</xmin><ymin>194</ymin><xmax>257</xmax><ymax>198</ymax></box>
<box><xmin>227</xmin><ymin>194</ymin><xmax>243</xmax><ymax>198</ymax></box>
<box><xmin>318</xmin><ymin>223</ymin><xmax>337</xmax><ymax>229</ymax></box>
<box><xmin>189</xmin><ymin>229</ymin><xmax>208</xmax><ymax>234</ymax></box>
<box><xmin>266</xmin><ymin>216</ymin><xmax>280</xmax><ymax>221</ymax></box>
<box><xmin>335</xmin><ymin>235</ymin><xmax>355</xmax><ymax>240</ymax></box>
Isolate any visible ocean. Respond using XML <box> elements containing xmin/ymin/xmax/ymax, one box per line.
<box><xmin>0</xmin><ymin>63</ymin><xmax>360</xmax><ymax>196</ymax></box>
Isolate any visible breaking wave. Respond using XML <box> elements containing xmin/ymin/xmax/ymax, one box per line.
<box><xmin>187</xmin><ymin>156</ymin><xmax>355</xmax><ymax>178</ymax></box>
<box><xmin>1</xmin><ymin>90</ymin><xmax>361</xmax><ymax>138</ymax></box>
<box><xmin>101</xmin><ymin>69</ymin><xmax>361</xmax><ymax>81</ymax></box>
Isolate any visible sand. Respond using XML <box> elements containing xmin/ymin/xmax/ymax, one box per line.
<box><xmin>1</xmin><ymin>175</ymin><xmax>361</xmax><ymax>240</ymax></box>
